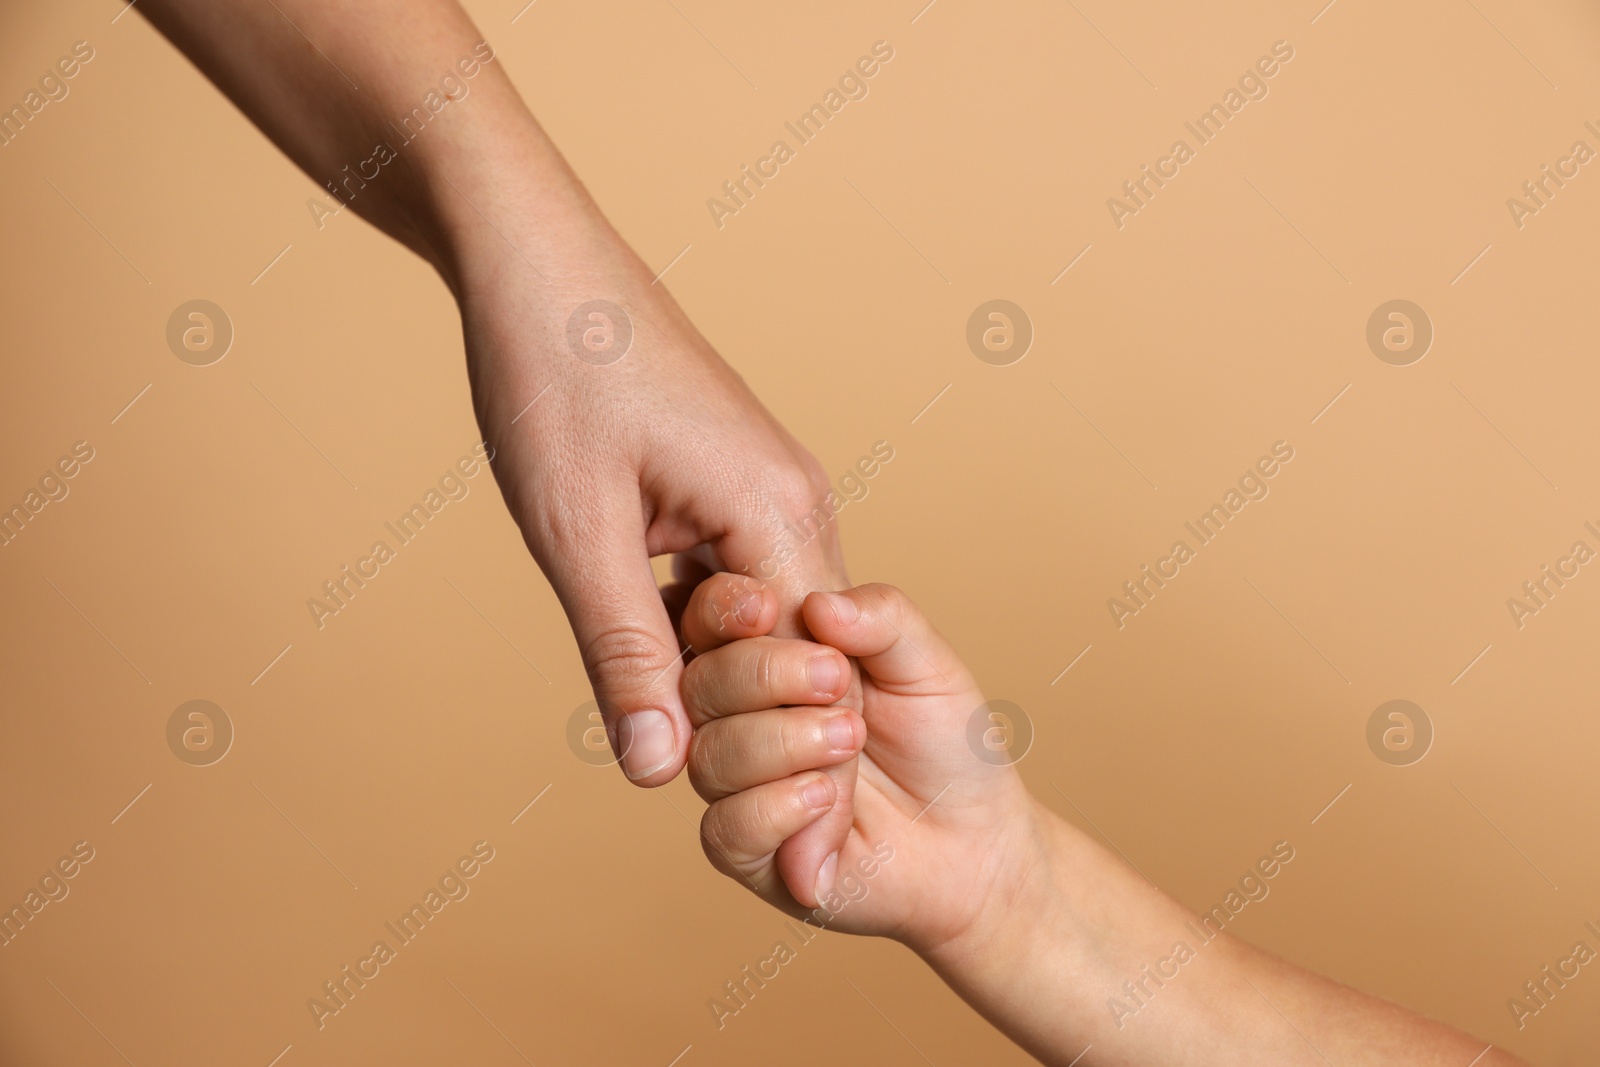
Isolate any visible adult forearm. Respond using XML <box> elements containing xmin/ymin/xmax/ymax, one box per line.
<box><xmin>921</xmin><ymin>798</ymin><xmax>1519</xmax><ymax>1066</ymax></box>
<box><xmin>137</xmin><ymin>0</ymin><xmax>630</xmax><ymax>294</ymax></box>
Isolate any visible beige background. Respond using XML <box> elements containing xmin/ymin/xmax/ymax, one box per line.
<box><xmin>3</xmin><ymin>0</ymin><xmax>1600</xmax><ymax>1062</ymax></box>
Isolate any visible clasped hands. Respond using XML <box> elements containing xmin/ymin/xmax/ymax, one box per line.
<box><xmin>661</xmin><ymin>568</ymin><xmax>1038</xmax><ymax>954</ymax></box>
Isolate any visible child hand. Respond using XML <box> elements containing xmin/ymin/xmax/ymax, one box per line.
<box><xmin>675</xmin><ymin>573</ymin><xmax>1520</xmax><ymax>1067</ymax></box>
<box><xmin>676</xmin><ymin>573</ymin><xmax>1043</xmax><ymax>952</ymax></box>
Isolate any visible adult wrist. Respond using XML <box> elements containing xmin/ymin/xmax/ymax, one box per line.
<box><xmin>400</xmin><ymin>105</ymin><xmax>640</xmax><ymax>309</ymax></box>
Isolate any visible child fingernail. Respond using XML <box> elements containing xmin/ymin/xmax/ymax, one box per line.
<box><xmin>815</xmin><ymin>852</ymin><xmax>839</xmax><ymax>902</ymax></box>
<box><xmin>809</xmin><ymin>654</ymin><xmax>842</xmax><ymax>695</ymax></box>
<box><xmin>819</xmin><ymin>591</ymin><xmax>858</xmax><ymax>624</ymax></box>
<box><xmin>802</xmin><ymin>778</ymin><xmax>831</xmax><ymax>810</ymax></box>
<box><xmin>735</xmin><ymin>590</ymin><xmax>761</xmax><ymax>626</ymax></box>
<box><xmin>826</xmin><ymin>714</ymin><xmax>856</xmax><ymax>752</ymax></box>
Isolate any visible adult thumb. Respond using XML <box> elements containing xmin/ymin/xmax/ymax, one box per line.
<box><xmin>539</xmin><ymin>506</ymin><xmax>690</xmax><ymax>788</ymax></box>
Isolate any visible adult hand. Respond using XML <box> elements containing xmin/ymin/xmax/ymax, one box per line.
<box><xmin>455</xmin><ymin>238</ymin><xmax>850</xmax><ymax>785</ymax></box>
<box><xmin>138</xmin><ymin>0</ymin><xmax>862</xmax><ymax>895</ymax></box>
<box><xmin>453</xmin><ymin>225</ymin><xmax>865</xmax><ymax>894</ymax></box>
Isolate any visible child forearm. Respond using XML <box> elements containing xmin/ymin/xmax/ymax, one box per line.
<box><xmin>919</xmin><ymin>797</ymin><xmax>1522</xmax><ymax>1067</ymax></box>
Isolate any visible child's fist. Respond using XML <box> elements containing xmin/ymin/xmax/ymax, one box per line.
<box><xmin>679</xmin><ymin>574</ymin><xmax>1043</xmax><ymax>950</ymax></box>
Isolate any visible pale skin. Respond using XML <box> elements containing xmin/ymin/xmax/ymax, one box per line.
<box><xmin>136</xmin><ymin>0</ymin><xmax>855</xmax><ymax>901</ymax></box>
<box><xmin>673</xmin><ymin>571</ymin><xmax>1527</xmax><ymax>1067</ymax></box>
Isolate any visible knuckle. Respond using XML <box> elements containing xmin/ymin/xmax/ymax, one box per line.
<box><xmin>860</xmin><ymin>582</ymin><xmax>906</xmax><ymax>622</ymax></box>
<box><xmin>776</xmin><ymin>717</ymin><xmax>805</xmax><ymax>767</ymax></box>
<box><xmin>680</xmin><ymin>656</ymin><xmax>709</xmax><ymax>707</ymax></box>
<box><xmin>769</xmin><ymin>467</ymin><xmax>824</xmax><ymax>516</ymax></box>
<box><xmin>582</xmin><ymin>624</ymin><xmax>674</xmax><ymax>694</ymax></box>
<box><xmin>699</xmin><ymin>837</ymin><xmax>727</xmax><ymax>874</ymax></box>
<box><xmin>685</xmin><ymin>728</ymin><xmax>709</xmax><ymax>784</ymax></box>
<box><xmin>686</xmin><ymin>727</ymin><xmax>729</xmax><ymax>798</ymax></box>
<box><xmin>796</xmin><ymin>452</ymin><xmax>832</xmax><ymax>495</ymax></box>
<box><xmin>748</xmin><ymin>788</ymin><xmax>781</xmax><ymax>836</ymax></box>
<box><xmin>750</xmin><ymin>645</ymin><xmax>778</xmax><ymax>698</ymax></box>
<box><xmin>699</xmin><ymin>812</ymin><xmax>735</xmax><ymax>871</ymax></box>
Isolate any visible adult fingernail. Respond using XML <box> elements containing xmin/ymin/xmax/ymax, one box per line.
<box><xmin>802</xmin><ymin>777</ymin><xmax>831</xmax><ymax>810</ymax></box>
<box><xmin>809</xmin><ymin>654</ymin><xmax>842</xmax><ymax>695</ymax></box>
<box><xmin>826</xmin><ymin>714</ymin><xmax>856</xmax><ymax>752</ymax></box>
<box><xmin>815</xmin><ymin>851</ymin><xmax>839</xmax><ymax>902</ymax></box>
<box><xmin>616</xmin><ymin>710</ymin><xmax>676</xmax><ymax>780</ymax></box>
<box><xmin>819</xmin><ymin>591</ymin><xmax>858</xmax><ymax>625</ymax></box>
